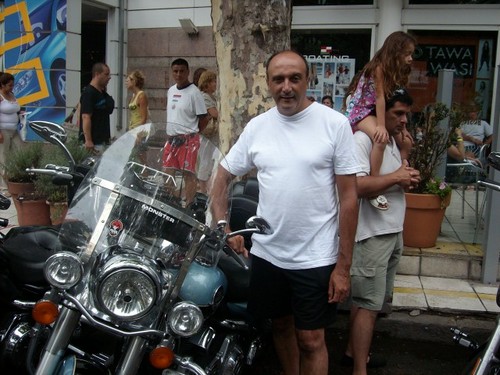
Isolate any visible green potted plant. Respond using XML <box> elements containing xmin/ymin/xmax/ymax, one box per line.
<box><xmin>34</xmin><ymin>135</ymin><xmax>92</xmax><ymax>225</ymax></box>
<box><xmin>3</xmin><ymin>142</ymin><xmax>46</xmax><ymax>224</ymax></box>
<box><xmin>404</xmin><ymin>102</ymin><xmax>467</xmax><ymax>248</ymax></box>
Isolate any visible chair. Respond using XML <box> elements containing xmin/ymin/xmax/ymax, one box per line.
<box><xmin>446</xmin><ymin>159</ymin><xmax>485</xmax><ymax>219</ymax></box>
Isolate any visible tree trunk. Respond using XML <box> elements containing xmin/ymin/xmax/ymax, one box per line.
<box><xmin>211</xmin><ymin>0</ymin><xmax>292</xmax><ymax>153</ymax></box>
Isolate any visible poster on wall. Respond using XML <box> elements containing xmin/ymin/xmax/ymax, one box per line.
<box><xmin>2</xmin><ymin>0</ymin><xmax>67</xmax><ymax>141</ymax></box>
<box><xmin>305</xmin><ymin>56</ymin><xmax>355</xmax><ymax>112</ymax></box>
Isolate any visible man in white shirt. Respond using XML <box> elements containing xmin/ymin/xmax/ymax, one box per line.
<box><xmin>162</xmin><ymin>58</ymin><xmax>207</xmax><ymax>204</ymax></box>
<box><xmin>343</xmin><ymin>88</ymin><xmax>420</xmax><ymax>375</ymax></box>
<box><xmin>460</xmin><ymin>105</ymin><xmax>493</xmax><ymax>157</ymax></box>
<box><xmin>211</xmin><ymin>50</ymin><xmax>360</xmax><ymax>375</ymax></box>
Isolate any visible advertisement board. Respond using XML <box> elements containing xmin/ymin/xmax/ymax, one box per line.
<box><xmin>2</xmin><ymin>0</ymin><xmax>67</xmax><ymax>141</ymax></box>
<box><xmin>305</xmin><ymin>55</ymin><xmax>355</xmax><ymax>112</ymax></box>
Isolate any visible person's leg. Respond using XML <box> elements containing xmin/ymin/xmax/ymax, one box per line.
<box><xmin>358</xmin><ymin>116</ymin><xmax>384</xmax><ymax>176</ymax></box>
<box><xmin>272</xmin><ymin>315</ymin><xmax>300</xmax><ymax>375</ymax></box>
<box><xmin>248</xmin><ymin>257</ymin><xmax>298</xmax><ymax>374</ymax></box>
<box><xmin>357</xmin><ymin>116</ymin><xmax>388</xmax><ymax>210</ymax></box>
<box><xmin>296</xmin><ymin>328</ymin><xmax>328</xmax><ymax>375</ymax></box>
<box><xmin>286</xmin><ymin>264</ymin><xmax>336</xmax><ymax>375</ymax></box>
<box><xmin>350</xmin><ymin>306</ymin><xmax>378</xmax><ymax>375</ymax></box>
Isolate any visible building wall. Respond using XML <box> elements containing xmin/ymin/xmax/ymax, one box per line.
<box><xmin>126</xmin><ymin>1</ymin><xmax>500</xmax><ymax>123</ymax></box>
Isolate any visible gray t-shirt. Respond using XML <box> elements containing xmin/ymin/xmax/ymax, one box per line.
<box><xmin>354</xmin><ymin>132</ymin><xmax>406</xmax><ymax>242</ymax></box>
<box><xmin>460</xmin><ymin>120</ymin><xmax>493</xmax><ymax>148</ymax></box>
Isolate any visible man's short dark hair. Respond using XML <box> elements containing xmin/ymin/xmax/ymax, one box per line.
<box><xmin>386</xmin><ymin>88</ymin><xmax>413</xmax><ymax>110</ymax></box>
<box><xmin>171</xmin><ymin>58</ymin><xmax>189</xmax><ymax>69</ymax></box>
<box><xmin>92</xmin><ymin>62</ymin><xmax>109</xmax><ymax>77</ymax></box>
<box><xmin>265</xmin><ymin>50</ymin><xmax>309</xmax><ymax>79</ymax></box>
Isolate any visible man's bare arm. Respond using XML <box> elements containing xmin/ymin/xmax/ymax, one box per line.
<box><xmin>328</xmin><ymin>173</ymin><xmax>358</xmax><ymax>303</ymax></box>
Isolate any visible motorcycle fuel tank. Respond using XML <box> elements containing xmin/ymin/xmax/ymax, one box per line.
<box><xmin>179</xmin><ymin>261</ymin><xmax>227</xmax><ymax>307</ymax></box>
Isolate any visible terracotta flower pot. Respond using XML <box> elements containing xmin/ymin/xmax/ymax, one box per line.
<box><xmin>7</xmin><ymin>181</ymin><xmax>35</xmax><ymax>225</ymax></box>
<box><xmin>17</xmin><ymin>196</ymin><xmax>51</xmax><ymax>226</ymax></box>
<box><xmin>403</xmin><ymin>192</ymin><xmax>451</xmax><ymax>248</ymax></box>
<box><xmin>47</xmin><ymin>200</ymin><xmax>68</xmax><ymax>226</ymax></box>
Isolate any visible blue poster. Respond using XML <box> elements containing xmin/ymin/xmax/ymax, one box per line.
<box><xmin>1</xmin><ymin>0</ymin><xmax>67</xmax><ymax>140</ymax></box>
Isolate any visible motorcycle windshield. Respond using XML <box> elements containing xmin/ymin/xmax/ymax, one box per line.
<box><xmin>57</xmin><ymin>123</ymin><xmax>226</xmax><ymax>310</ymax></box>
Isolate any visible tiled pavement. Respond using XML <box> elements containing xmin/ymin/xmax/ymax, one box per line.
<box><xmin>1</xmin><ymin>187</ymin><xmax>498</xmax><ymax>316</ymax></box>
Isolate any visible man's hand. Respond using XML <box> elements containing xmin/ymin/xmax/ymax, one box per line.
<box><xmin>84</xmin><ymin>139</ymin><xmax>95</xmax><ymax>151</ymax></box>
<box><xmin>397</xmin><ymin>159</ymin><xmax>420</xmax><ymax>190</ymax></box>
<box><xmin>226</xmin><ymin>235</ymin><xmax>249</xmax><ymax>258</ymax></box>
<box><xmin>328</xmin><ymin>267</ymin><xmax>350</xmax><ymax>303</ymax></box>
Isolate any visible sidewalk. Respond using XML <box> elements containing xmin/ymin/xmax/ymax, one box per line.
<box><xmin>1</xmin><ymin>188</ymin><xmax>498</xmax><ymax>317</ymax></box>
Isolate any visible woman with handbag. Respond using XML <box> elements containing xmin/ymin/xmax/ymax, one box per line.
<box><xmin>197</xmin><ymin>70</ymin><xmax>219</xmax><ymax>194</ymax></box>
<box><xmin>0</xmin><ymin>72</ymin><xmax>23</xmax><ymax>192</ymax></box>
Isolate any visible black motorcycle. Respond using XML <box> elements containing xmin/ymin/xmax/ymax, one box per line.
<box><xmin>1</xmin><ymin>122</ymin><xmax>272</xmax><ymax>375</ymax></box>
<box><xmin>452</xmin><ymin>151</ymin><xmax>500</xmax><ymax>375</ymax></box>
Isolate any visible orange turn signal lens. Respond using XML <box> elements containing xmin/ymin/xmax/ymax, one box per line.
<box><xmin>149</xmin><ymin>346</ymin><xmax>175</xmax><ymax>369</ymax></box>
<box><xmin>32</xmin><ymin>300</ymin><xmax>59</xmax><ymax>325</ymax></box>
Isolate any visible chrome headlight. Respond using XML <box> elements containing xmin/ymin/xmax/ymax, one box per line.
<box><xmin>97</xmin><ymin>268</ymin><xmax>156</xmax><ymax>320</ymax></box>
<box><xmin>44</xmin><ymin>252</ymin><xmax>83</xmax><ymax>290</ymax></box>
<box><xmin>168</xmin><ymin>302</ymin><xmax>203</xmax><ymax>337</ymax></box>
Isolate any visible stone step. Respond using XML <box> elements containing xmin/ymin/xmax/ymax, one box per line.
<box><xmin>397</xmin><ymin>241</ymin><xmax>497</xmax><ymax>281</ymax></box>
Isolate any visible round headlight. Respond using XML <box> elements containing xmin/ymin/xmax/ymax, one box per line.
<box><xmin>168</xmin><ymin>302</ymin><xmax>203</xmax><ymax>337</ymax></box>
<box><xmin>44</xmin><ymin>252</ymin><xmax>83</xmax><ymax>290</ymax></box>
<box><xmin>98</xmin><ymin>268</ymin><xmax>156</xmax><ymax>320</ymax></box>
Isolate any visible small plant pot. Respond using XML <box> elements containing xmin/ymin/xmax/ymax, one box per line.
<box><xmin>47</xmin><ymin>200</ymin><xmax>68</xmax><ymax>226</ymax></box>
<box><xmin>17</xmin><ymin>194</ymin><xmax>51</xmax><ymax>226</ymax></box>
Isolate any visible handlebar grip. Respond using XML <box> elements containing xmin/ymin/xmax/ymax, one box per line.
<box><xmin>0</xmin><ymin>218</ymin><xmax>9</xmax><ymax>227</ymax></box>
<box><xmin>52</xmin><ymin>173</ymin><xmax>74</xmax><ymax>185</ymax></box>
<box><xmin>222</xmin><ymin>244</ymin><xmax>249</xmax><ymax>270</ymax></box>
<box><xmin>0</xmin><ymin>194</ymin><xmax>11</xmax><ymax>210</ymax></box>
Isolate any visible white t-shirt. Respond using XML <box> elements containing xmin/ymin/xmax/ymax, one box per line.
<box><xmin>166</xmin><ymin>83</ymin><xmax>206</xmax><ymax>135</ymax></box>
<box><xmin>354</xmin><ymin>132</ymin><xmax>405</xmax><ymax>242</ymax></box>
<box><xmin>0</xmin><ymin>94</ymin><xmax>21</xmax><ymax>130</ymax></box>
<box><xmin>221</xmin><ymin>103</ymin><xmax>360</xmax><ymax>270</ymax></box>
<box><xmin>460</xmin><ymin>120</ymin><xmax>493</xmax><ymax>148</ymax></box>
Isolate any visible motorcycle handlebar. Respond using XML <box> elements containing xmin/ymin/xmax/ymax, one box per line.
<box><xmin>0</xmin><ymin>218</ymin><xmax>9</xmax><ymax>227</ymax></box>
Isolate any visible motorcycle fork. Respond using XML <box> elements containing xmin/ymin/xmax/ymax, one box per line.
<box><xmin>115</xmin><ymin>336</ymin><xmax>147</xmax><ymax>375</ymax></box>
<box><xmin>474</xmin><ymin>321</ymin><xmax>500</xmax><ymax>375</ymax></box>
<box><xmin>35</xmin><ymin>307</ymin><xmax>81</xmax><ymax>375</ymax></box>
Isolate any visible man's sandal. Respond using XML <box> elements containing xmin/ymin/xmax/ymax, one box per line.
<box><xmin>369</xmin><ymin>195</ymin><xmax>388</xmax><ymax>210</ymax></box>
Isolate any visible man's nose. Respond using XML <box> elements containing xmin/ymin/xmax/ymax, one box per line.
<box><xmin>282</xmin><ymin>79</ymin><xmax>292</xmax><ymax>91</ymax></box>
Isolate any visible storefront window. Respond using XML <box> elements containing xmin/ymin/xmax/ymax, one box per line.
<box><xmin>291</xmin><ymin>29</ymin><xmax>371</xmax><ymax>68</ymax></box>
<box><xmin>292</xmin><ymin>0</ymin><xmax>373</xmax><ymax>5</ymax></box>
<box><xmin>408</xmin><ymin>30</ymin><xmax>497</xmax><ymax>122</ymax></box>
<box><xmin>410</xmin><ymin>1</ymin><xmax>500</xmax><ymax>4</ymax></box>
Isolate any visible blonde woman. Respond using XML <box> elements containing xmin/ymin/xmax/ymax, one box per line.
<box><xmin>126</xmin><ymin>70</ymin><xmax>149</xmax><ymax>129</ymax></box>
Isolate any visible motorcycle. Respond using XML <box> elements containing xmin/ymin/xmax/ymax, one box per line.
<box><xmin>452</xmin><ymin>151</ymin><xmax>500</xmax><ymax>375</ymax></box>
<box><xmin>10</xmin><ymin>122</ymin><xmax>272</xmax><ymax>375</ymax></box>
<box><xmin>0</xmin><ymin>121</ymin><xmax>95</xmax><ymax>371</ymax></box>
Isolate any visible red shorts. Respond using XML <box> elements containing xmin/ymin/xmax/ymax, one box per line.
<box><xmin>162</xmin><ymin>133</ymin><xmax>200</xmax><ymax>173</ymax></box>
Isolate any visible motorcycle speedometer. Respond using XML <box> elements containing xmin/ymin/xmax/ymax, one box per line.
<box><xmin>97</xmin><ymin>268</ymin><xmax>156</xmax><ymax>320</ymax></box>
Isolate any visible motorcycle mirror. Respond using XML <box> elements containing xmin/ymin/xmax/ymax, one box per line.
<box><xmin>245</xmin><ymin>216</ymin><xmax>273</xmax><ymax>235</ymax></box>
<box><xmin>29</xmin><ymin>121</ymin><xmax>68</xmax><ymax>144</ymax></box>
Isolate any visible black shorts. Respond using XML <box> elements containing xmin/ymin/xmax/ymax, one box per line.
<box><xmin>247</xmin><ymin>255</ymin><xmax>337</xmax><ymax>330</ymax></box>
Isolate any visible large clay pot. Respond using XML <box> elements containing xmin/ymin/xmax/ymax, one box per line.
<box><xmin>17</xmin><ymin>196</ymin><xmax>51</xmax><ymax>226</ymax></box>
<box><xmin>47</xmin><ymin>200</ymin><xmax>68</xmax><ymax>225</ymax></box>
<box><xmin>403</xmin><ymin>193</ymin><xmax>451</xmax><ymax>248</ymax></box>
<box><xmin>7</xmin><ymin>181</ymin><xmax>35</xmax><ymax>224</ymax></box>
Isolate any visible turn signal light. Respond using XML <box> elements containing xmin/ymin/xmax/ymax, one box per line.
<box><xmin>32</xmin><ymin>300</ymin><xmax>59</xmax><ymax>325</ymax></box>
<box><xmin>149</xmin><ymin>346</ymin><xmax>175</xmax><ymax>369</ymax></box>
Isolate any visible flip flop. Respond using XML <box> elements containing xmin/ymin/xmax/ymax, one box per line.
<box><xmin>369</xmin><ymin>195</ymin><xmax>388</xmax><ymax>210</ymax></box>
